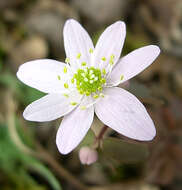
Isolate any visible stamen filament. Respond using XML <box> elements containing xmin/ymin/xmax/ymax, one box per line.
<box><xmin>70</xmin><ymin>101</ymin><xmax>77</xmax><ymax>106</ymax></box>
<box><xmin>101</xmin><ymin>57</ymin><xmax>106</xmax><ymax>61</ymax></box>
<box><xmin>77</xmin><ymin>53</ymin><xmax>81</xmax><ymax>59</ymax></box>
<box><xmin>63</xmin><ymin>66</ymin><xmax>67</xmax><ymax>73</ymax></box>
<box><xmin>120</xmin><ymin>75</ymin><xmax>124</xmax><ymax>81</ymax></box>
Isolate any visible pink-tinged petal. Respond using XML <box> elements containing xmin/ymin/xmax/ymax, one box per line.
<box><xmin>63</xmin><ymin>19</ymin><xmax>94</xmax><ymax>68</ymax></box>
<box><xmin>23</xmin><ymin>91</ymin><xmax>82</xmax><ymax>122</ymax></box>
<box><xmin>56</xmin><ymin>105</ymin><xmax>94</xmax><ymax>154</ymax></box>
<box><xmin>108</xmin><ymin>45</ymin><xmax>160</xmax><ymax>85</ymax></box>
<box><xmin>95</xmin><ymin>87</ymin><xmax>156</xmax><ymax>141</ymax></box>
<box><xmin>92</xmin><ymin>21</ymin><xmax>126</xmax><ymax>69</ymax></box>
<box><xmin>17</xmin><ymin>59</ymin><xmax>73</xmax><ymax>93</ymax></box>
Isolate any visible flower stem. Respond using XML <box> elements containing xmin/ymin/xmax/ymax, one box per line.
<box><xmin>96</xmin><ymin>125</ymin><xmax>108</xmax><ymax>140</ymax></box>
<box><xmin>92</xmin><ymin>125</ymin><xmax>108</xmax><ymax>149</ymax></box>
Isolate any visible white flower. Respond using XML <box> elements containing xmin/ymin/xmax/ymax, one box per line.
<box><xmin>17</xmin><ymin>19</ymin><xmax>160</xmax><ymax>154</ymax></box>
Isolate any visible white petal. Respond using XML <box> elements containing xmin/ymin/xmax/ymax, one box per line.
<box><xmin>95</xmin><ymin>87</ymin><xmax>156</xmax><ymax>141</ymax></box>
<box><xmin>56</xmin><ymin>105</ymin><xmax>94</xmax><ymax>154</ymax></box>
<box><xmin>92</xmin><ymin>21</ymin><xmax>126</xmax><ymax>69</ymax></box>
<box><xmin>23</xmin><ymin>91</ymin><xmax>82</xmax><ymax>122</ymax></box>
<box><xmin>108</xmin><ymin>45</ymin><xmax>160</xmax><ymax>85</ymax></box>
<box><xmin>63</xmin><ymin>19</ymin><xmax>94</xmax><ymax>68</ymax></box>
<box><xmin>17</xmin><ymin>59</ymin><xmax>73</xmax><ymax>93</ymax></box>
<box><xmin>79</xmin><ymin>95</ymin><xmax>97</xmax><ymax>109</ymax></box>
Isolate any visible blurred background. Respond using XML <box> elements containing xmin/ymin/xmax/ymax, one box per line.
<box><xmin>0</xmin><ymin>0</ymin><xmax>182</xmax><ymax>189</ymax></box>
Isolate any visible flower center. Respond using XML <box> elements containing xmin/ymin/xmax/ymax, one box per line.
<box><xmin>72</xmin><ymin>67</ymin><xmax>106</xmax><ymax>96</ymax></box>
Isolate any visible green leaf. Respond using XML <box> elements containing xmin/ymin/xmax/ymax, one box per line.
<box><xmin>0</xmin><ymin>72</ymin><xmax>20</xmax><ymax>90</ymax></box>
<box><xmin>22</xmin><ymin>156</ymin><xmax>62</xmax><ymax>190</ymax></box>
<box><xmin>101</xmin><ymin>137</ymin><xmax>149</xmax><ymax>163</ymax></box>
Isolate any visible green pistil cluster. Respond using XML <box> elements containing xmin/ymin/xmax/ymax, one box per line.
<box><xmin>73</xmin><ymin>67</ymin><xmax>105</xmax><ymax>96</ymax></box>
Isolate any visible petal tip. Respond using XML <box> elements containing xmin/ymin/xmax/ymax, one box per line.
<box><xmin>56</xmin><ymin>138</ymin><xmax>70</xmax><ymax>155</ymax></box>
<box><xmin>65</xmin><ymin>18</ymin><xmax>79</xmax><ymax>26</ymax></box>
<box><xmin>143</xmin><ymin>124</ymin><xmax>156</xmax><ymax>141</ymax></box>
<box><xmin>16</xmin><ymin>69</ymin><xmax>21</xmax><ymax>80</ymax></box>
<box><xmin>16</xmin><ymin>64</ymin><xmax>24</xmax><ymax>81</ymax></box>
<box><xmin>149</xmin><ymin>45</ymin><xmax>161</xmax><ymax>56</ymax></box>
<box><xmin>113</xmin><ymin>21</ymin><xmax>126</xmax><ymax>30</ymax></box>
<box><xmin>23</xmin><ymin>108</ymin><xmax>33</xmax><ymax>121</ymax></box>
<box><xmin>149</xmin><ymin>127</ymin><xmax>157</xmax><ymax>140</ymax></box>
<box><xmin>155</xmin><ymin>45</ymin><xmax>161</xmax><ymax>55</ymax></box>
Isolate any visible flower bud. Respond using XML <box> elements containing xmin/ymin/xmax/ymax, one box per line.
<box><xmin>79</xmin><ymin>147</ymin><xmax>98</xmax><ymax>165</ymax></box>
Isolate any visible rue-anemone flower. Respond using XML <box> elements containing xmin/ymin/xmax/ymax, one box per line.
<box><xmin>17</xmin><ymin>19</ymin><xmax>160</xmax><ymax>154</ymax></box>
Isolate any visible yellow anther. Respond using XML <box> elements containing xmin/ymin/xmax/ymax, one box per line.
<box><xmin>110</xmin><ymin>54</ymin><xmax>115</xmax><ymax>59</ymax></box>
<box><xmin>80</xmin><ymin>105</ymin><xmax>86</xmax><ymax>110</ymax></box>
<box><xmin>63</xmin><ymin>93</ymin><xmax>69</xmax><ymax>98</ymax></box>
<box><xmin>64</xmin><ymin>83</ymin><xmax>69</xmax><ymax>89</ymax></box>
<box><xmin>93</xmin><ymin>94</ymin><xmax>99</xmax><ymax>99</ymax></box>
<box><xmin>70</xmin><ymin>102</ymin><xmax>77</xmax><ymax>106</ymax></box>
<box><xmin>63</xmin><ymin>66</ymin><xmax>67</xmax><ymax>73</ymax></box>
<box><xmin>89</xmin><ymin>48</ymin><xmax>93</xmax><ymax>53</ymax></box>
<box><xmin>101</xmin><ymin>57</ymin><xmax>106</xmax><ymax>61</ymax></box>
<box><xmin>120</xmin><ymin>75</ymin><xmax>124</xmax><ymax>81</ymax></box>
<box><xmin>65</xmin><ymin>57</ymin><xmax>70</xmax><ymax>63</ymax></box>
<box><xmin>77</xmin><ymin>53</ymin><xmax>81</xmax><ymax>59</ymax></box>
<box><xmin>109</xmin><ymin>54</ymin><xmax>115</xmax><ymax>65</ymax></box>
<box><xmin>109</xmin><ymin>60</ymin><xmax>114</xmax><ymax>65</ymax></box>
<box><xmin>100</xmin><ymin>93</ymin><xmax>105</xmax><ymax>98</ymax></box>
<box><xmin>101</xmin><ymin>78</ymin><xmax>106</xmax><ymax>84</ymax></box>
<box><xmin>81</xmin><ymin>62</ymin><xmax>86</xmax><ymax>66</ymax></box>
<box><xmin>102</xmin><ymin>69</ymin><xmax>106</xmax><ymax>75</ymax></box>
<box><xmin>71</xmin><ymin>78</ymin><xmax>75</xmax><ymax>83</ymax></box>
<box><xmin>57</xmin><ymin>75</ymin><xmax>61</xmax><ymax>80</ymax></box>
